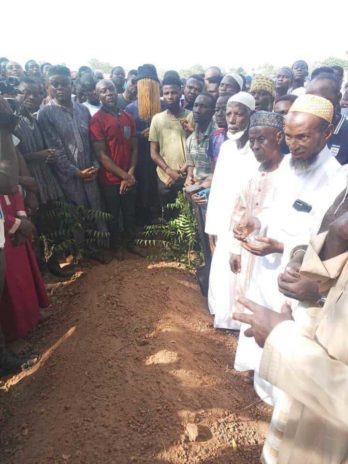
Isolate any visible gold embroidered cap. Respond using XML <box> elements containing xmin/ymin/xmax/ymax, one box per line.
<box><xmin>250</xmin><ymin>75</ymin><xmax>275</xmax><ymax>98</ymax></box>
<box><xmin>289</xmin><ymin>94</ymin><xmax>333</xmax><ymax>123</ymax></box>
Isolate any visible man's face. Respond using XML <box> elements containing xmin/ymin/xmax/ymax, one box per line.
<box><xmin>206</xmin><ymin>82</ymin><xmax>219</xmax><ymax>100</ymax></box>
<box><xmin>192</xmin><ymin>94</ymin><xmax>214</xmax><ymax>125</ymax></box>
<box><xmin>292</xmin><ymin>61</ymin><xmax>308</xmax><ymax>81</ymax></box>
<box><xmin>251</xmin><ymin>90</ymin><xmax>274</xmax><ymax>111</ymax></box>
<box><xmin>48</xmin><ymin>75</ymin><xmax>72</xmax><ymax>105</ymax></box>
<box><xmin>226</xmin><ymin>102</ymin><xmax>249</xmax><ymax>134</ymax></box>
<box><xmin>214</xmin><ymin>96</ymin><xmax>228</xmax><ymax>128</ymax></box>
<box><xmin>306</xmin><ymin>79</ymin><xmax>339</xmax><ymax>110</ymax></box>
<box><xmin>16</xmin><ymin>83</ymin><xmax>42</xmax><ymax>113</ymax></box>
<box><xmin>162</xmin><ymin>85</ymin><xmax>181</xmax><ymax>110</ymax></box>
<box><xmin>86</xmin><ymin>87</ymin><xmax>100</xmax><ymax>106</ymax></box>
<box><xmin>204</xmin><ymin>68</ymin><xmax>221</xmax><ymax>89</ymax></box>
<box><xmin>111</xmin><ymin>67</ymin><xmax>126</xmax><ymax>90</ymax></box>
<box><xmin>274</xmin><ymin>99</ymin><xmax>293</xmax><ymax>116</ymax></box>
<box><xmin>219</xmin><ymin>76</ymin><xmax>240</xmax><ymax>97</ymax></box>
<box><xmin>249</xmin><ymin>126</ymin><xmax>281</xmax><ymax>164</ymax></box>
<box><xmin>97</xmin><ymin>81</ymin><xmax>117</xmax><ymax>108</ymax></box>
<box><xmin>184</xmin><ymin>78</ymin><xmax>203</xmax><ymax>104</ymax></box>
<box><xmin>27</xmin><ymin>61</ymin><xmax>40</xmax><ymax>77</ymax></box>
<box><xmin>275</xmin><ymin>69</ymin><xmax>292</xmax><ymax>91</ymax></box>
<box><xmin>6</xmin><ymin>61</ymin><xmax>24</xmax><ymax>78</ymax></box>
<box><xmin>285</xmin><ymin>112</ymin><xmax>332</xmax><ymax>163</ymax></box>
<box><xmin>126</xmin><ymin>75</ymin><xmax>138</xmax><ymax>99</ymax></box>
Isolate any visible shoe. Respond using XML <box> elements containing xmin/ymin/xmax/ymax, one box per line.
<box><xmin>48</xmin><ymin>259</ymin><xmax>75</xmax><ymax>278</ymax></box>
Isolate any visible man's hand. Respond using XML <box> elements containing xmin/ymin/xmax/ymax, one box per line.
<box><xmin>180</xmin><ymin>119</ymin><xmax>194</xmax><ymax>137</ymax></box>
<box><xmin>24</xmin><ymin>191</ymin><xmax>39</xmax><ymax>215</ymax></box>
<box><xmin>44</xmin><ymin>149</ymin><xmax>58</xmax><ymax>164</ymax></box>
<box><xmin>233</xmin><ymin>296</ymin><xmax>293</xmax><ymax>347</ymax></box>
<box><xmin>77</xmin><ymin>167</ymin><xmax>98</xmax><ymax>181</ymax></box>
<box><xmin>278</xmin><ymin>266</ymin><xmax>321</xmax><ymax>302</ymax></box>
<box><xmin>230</xmin><ymin>254</ymin><xmax>241</xmax><ymax>273</ymax></box>
<box><xmin>209</xmin><ymin>235</ymin><xmax>217</xmax><ymax>254</ymax></box>
<box><xmin>242</xmin><ymin>236</ymin><xmax>284</xmax><ymax>256</ymax></box>
<box><xmin>165</xmin><ymin>168</ymin><xmax>182</xmax><ymax>185</ymax></box>
<box><xmin>120</xmin><ymin>173</ymin><xmax>136</xmax><ymax>194</ymax></box>
<box><xmin>14</xmin><ymin>217</ymin><xmax>36</xmax><ymax>245</ymax></box>
<box><xmin>185</xmin><ymin>174</ymin><xmax>194</xmax><ymax>187</ymax></box>
<box><xmin>191</xmin><ymin>192</ymin><xmax>207</xmax><ymax>205</ymax></box>
<box><xmin>234</xmin><ymin>215</ymin><xmax>261</xmax><ymax>241</ymax></box>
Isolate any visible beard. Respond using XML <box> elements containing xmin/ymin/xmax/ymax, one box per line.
<box><xmin>227</xmin><ymin>129</ymin><xmax>246</xmax><ymax>141</ymax></box>
<box><xmin>290</xmin><ymin>153</ymin><xmax>319</xmax><ymax>172</ymax></box>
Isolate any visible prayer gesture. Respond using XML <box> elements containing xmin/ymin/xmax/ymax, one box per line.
<box><xmin>278</xmin><ymin>258</ymin><xmax>321</xmax><ymax>302</ymax></box>
<box><xmin>233</xmin><ymin>296</ymin><xmax>293</xmax><ymax>347</ymax></box>
<box><xmin>242</xmin><ymin>236</ymin><xmax>284</xmax><ymax>256</ymax></box>
<box><xmin>233</xmin><ymin>215</ymin><xmax>261</xmax><ymax>241</ymax></box>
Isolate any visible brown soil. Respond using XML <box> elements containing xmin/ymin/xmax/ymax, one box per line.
<box><xmin>0</xmin><ymin>256</ymin><xmax>271</xmax><ymax>464</ymax></box>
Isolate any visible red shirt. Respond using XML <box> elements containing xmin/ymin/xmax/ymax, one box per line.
<box><xmin>89</xmin><ymin>108</ymin><xmax>136</xmax><ymax>185</ymax></box>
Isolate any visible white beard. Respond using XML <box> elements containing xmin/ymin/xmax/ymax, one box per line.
<box><xmin>227</xmin><ymin>130</ymin><xmax>246</xmax><ymax>141</ymax></box>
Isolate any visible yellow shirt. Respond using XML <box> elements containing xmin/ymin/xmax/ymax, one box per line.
<box><xmin>149</xmin><ymin>109</ymin><xmax>193</xmax><ymax>184</ymax></box>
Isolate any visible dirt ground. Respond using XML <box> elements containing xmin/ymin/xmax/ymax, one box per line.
<box><xmin>0</xmin><ymin>256</ymin><xmax>271</xmax><ymax>464</ymax></box>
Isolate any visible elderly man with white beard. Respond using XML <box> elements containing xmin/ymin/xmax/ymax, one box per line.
<box><xmin>233</xmin><ymin>94</ymin><xmax>347</xmax><ymax>403</ymax></box>
<box><xmin>205</xmin><ymin>92</ymin><xmax>258</xmax><ymax>329</ymax></box>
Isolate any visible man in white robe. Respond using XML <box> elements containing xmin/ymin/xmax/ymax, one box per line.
<box><xmin>233</xmin><ymin>202</ymin><xmax>348</xmax><ymax>464</ymax></box>
<box><xmin>233</xmin><ymin>94</ymin><xmax>347</xmax><ymax>403</ymax></box>
<box><xmin>205</xmin><ymin>92</ymin><xmax>258</xmax><ymax>329</ymax></box>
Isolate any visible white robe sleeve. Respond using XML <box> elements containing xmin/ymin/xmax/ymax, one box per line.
<box><xmin>260</xmin><ymin>320</ymin><xmax>348</xmax><ymax>431</ymax></box>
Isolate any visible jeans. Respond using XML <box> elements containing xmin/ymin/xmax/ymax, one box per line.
<box><xmin>100</xmin><ymin>183</ymin><xmax>136</xmax><ymax>249</ymax></box>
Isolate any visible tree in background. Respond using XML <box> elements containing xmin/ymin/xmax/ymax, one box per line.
<box><xmin>88</xmin><ymin>58</ymin><xmax>113</xmax><ymax>75</ymax></box>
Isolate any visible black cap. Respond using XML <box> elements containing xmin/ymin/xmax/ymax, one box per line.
<box><xmin>136</xmin><ymin>64</ymin><xmax>159</xmax><ymax>82</ymax></box>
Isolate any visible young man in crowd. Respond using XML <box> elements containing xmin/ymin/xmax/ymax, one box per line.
<box><xmin>274</xmin><ymin>67</ymin><xmax>293</xmax><ymax>99</ymax></box>
<box><xmin>182</xmin><ymin>75</ymin><xmax>204</xmax><ymax>111</ymax></box>
<box><xmin>149</xmin><ymin>74</ymin><xmax>193</xmax><ymax>215</ymax></box>
<box><xmin>117</xmin><ymin>72</ymin><xmax>138</xmax><ymax>111</ymax></box>
<box><xmin>90</xmin><ymin>79</ymin><xmax>138</xmax><ymax>257</ymax></box>
<box><xmin>250</xmin><ymin>75</ymin><xmax>276</xmax><ymax>111</ymax></box>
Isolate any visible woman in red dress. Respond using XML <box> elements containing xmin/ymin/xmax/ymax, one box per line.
<box><xmin>0</xmin><ymin>189</ymin><xmax>49</xmax><ymax>341</ymax></box>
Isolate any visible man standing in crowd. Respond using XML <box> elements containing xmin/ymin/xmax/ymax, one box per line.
<box><xmin>111</xmin><ymin>66</ymin><xmax>126</xmax><ymax>94</ymax></box>
<box><xmin>250</xmin><ymin>75</ymin><xmax>275</xmax><ymax>111</ymax></box>
<box><xmin>205</xmin><ymin>92</ymin><xmax>257</xmax><ymax>329</ymax></box>
<box><xmin>306</xmin><ymin>72</ymin><xmax>348</xmax><ymax>165</ymax></box>
<box><xmin>117</xmin><ymin>72</ymin><xmax>138</xmax><ymax>111</ymax></box>
<box><xmin>90</xmin><ymin>80</ymin><xmax>138</xmax><ymax>257</ymax></box>
<box><xmin>38</xmin><ymin>66</ymin><xmax>101</xmax><ymax>213</ymax></box>
<box><xmin>275</xmin><ymin>67</ymin><xmax>293</xmax><ymax>99</ymax></box>
<box><xmin>185</xmin><ymin>93</ymin><xmax>216</xmax><ymax>185</ymax></box>
<box><xmin>80</xmin><ymin>73</ymin><xmax>101</xmax><ymax>116</ymax></box>
<box><xmin>204</xmin><ymin>66</ymin><xmax>223</xmax><ymax>90</ymax></box>
<box><xmin>290</xmin><ymin>60</ymin><xmax>309</xmax><ymax>95</ymax></box>
<box><xmin>219</xmin><ymin>73</ymin><xmax>243</xmax><ymax>98</ymax></box>
<box><xmin>149</xmin><ymin>74</ymin><xmax>193</xmax><ymax>215</ymax></box>
<box><xmin>182</xmin><ymin>76</ymin><xmax>204</xmax><ymax>111</ymax></box>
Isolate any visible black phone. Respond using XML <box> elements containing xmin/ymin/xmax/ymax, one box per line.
<box><xmin>293</xmin><ymin>199</ymin><xmax>312</xmax><ymax>213</ymax></box>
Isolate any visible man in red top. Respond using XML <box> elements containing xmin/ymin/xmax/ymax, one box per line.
<box><xmin>90</xmin><ymin>79</ymin><xmax>138</xmax><ymax>256</ymax></box>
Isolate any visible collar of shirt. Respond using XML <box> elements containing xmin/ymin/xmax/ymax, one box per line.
<box><xmin>193</xmin><ymin>120</ymin><xmax>215</xmax><ymax>144</ymax></box>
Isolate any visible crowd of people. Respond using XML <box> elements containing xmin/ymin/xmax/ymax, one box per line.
<box><xmin>0</xmin><ymin>56</ymin><xmax>348</xmax><ymax>463</ymax></box>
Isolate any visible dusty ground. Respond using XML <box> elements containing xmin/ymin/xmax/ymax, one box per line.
<box><xmin>0</xmin><ymin>256</ymin><xmax>271</xmax><ymax>464</ymax></box>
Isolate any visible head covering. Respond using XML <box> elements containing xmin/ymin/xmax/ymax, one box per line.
<box><xmin>289</xmin><ymin>94</ymin><xmax>333</xmax><ymax>123</ymax></box>
<box><xmin>225</xmin><ymin>73</ymin><xmax>244</xmax><ymax>91</ymax></box>
<box><xmin>250</xmin><ymin>111</ymin><xmax>283</xmax><ymax>131</ymax></box>
<box><xmin>136</xmin><ymin>64</ymin><xmax>159</xmax><ymax>82</ymax></box>
<box><xmin>250</xmin><ymin>75</ymin><xmax>275</xmax><ymax>98</ymax></box>
<box><xmin>228</xmin><ymin>92</ymin><xmax>255</xmax><ymax>111</ymax></box>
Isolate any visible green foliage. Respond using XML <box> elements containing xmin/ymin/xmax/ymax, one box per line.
<box><xmin>136</xmin><ymin>192</ymin><xmax>201</xmax><ymax>267</ymax></box>
<box><xmin>39</xmin><ymin>201</ymin><xmax>110</xmax><ymax>261</ymax></box>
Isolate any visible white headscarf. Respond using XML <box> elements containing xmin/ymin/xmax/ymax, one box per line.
<box><xmin>226</xmin><ymin>73</ymin><xmax>244</xmax><ymax>92</ymax></box>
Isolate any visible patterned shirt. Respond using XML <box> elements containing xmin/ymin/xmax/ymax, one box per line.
<box><xmin>186</xmin><ymin>120</ymin><xmax>215</xmax><ymax>181</ymax></box>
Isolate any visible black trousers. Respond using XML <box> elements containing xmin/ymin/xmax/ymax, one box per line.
<box><xmin>157</xmin><ymin>178</ymin><xmax>185</xmax><ymax>220</ymax></box>
<box><xmin>100</xmin><ymin>183</ymin><xmax>136</xmax><ymax>249</ymax></box>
